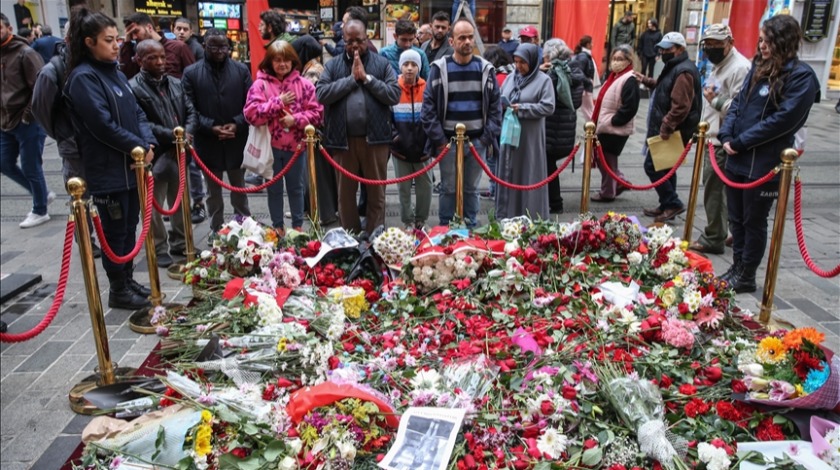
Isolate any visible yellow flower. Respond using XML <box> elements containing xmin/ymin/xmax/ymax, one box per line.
<box><xmin>299</xmin><ymin>422</ymin><xmax>319</xmax><ymax>445</ymax></box>
<box><xmin>201</xmin><ymin>409</ymin><xmax>213</xmax><ymax>424</ymax></box>
<box><xmin>277</xmin><ymin>337</ymin><xmax>288</xmax><ymax>352</ymax></box>
<box><xmin>660</xmin><ymin>287</ymin><xmax>677</xmax><ymax>307</ymax></box>
<box><xmin>794</xmin><ymin>384</ymin><xmax>805</xmax><ymax>398</ymax></box>
<box><xmin>194</xmin><ymin>424</ymin><xmax>213</xmax><ymax>456</ymax></box>
<box><xmin>673</xmin><ymin>275</ymin><xmax>684</xmax><ymax>287</ymax></box>
<box><xmin>680</xmin><ymin>240</ymin><xmax>689</xmax><ymax>251</ymax></box>
<box><xmin>756</xmin><ymin>337</ymin><xmax>788</xmax><ymax>364</ymax></box>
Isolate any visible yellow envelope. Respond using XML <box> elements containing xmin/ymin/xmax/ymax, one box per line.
<box><xmin>647</xmin><ymin>130</ymin><xmax>684</xmax><ymax>172</ymax></box>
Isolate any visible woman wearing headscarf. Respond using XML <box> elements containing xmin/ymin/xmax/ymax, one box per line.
<box><xmin>542</xmin><ymin>38</ymin><xmax>585</xmax><ymax>214</ymax></box>
<box><xmin>591</xmin><ymin>45</ymin><xmax>640</xmax><ymax>202</ymax></box>
<box><xmin>496</xmin><ymin>43</ymin><xmax>555</xmax><ymax>220</ymax></box>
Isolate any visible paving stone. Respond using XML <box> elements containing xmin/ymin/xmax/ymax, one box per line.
<box><xmin>82</xmin><ymin>339</ymin><xmax>137</xmax><ymax>371</ymax></box>
<box><xmin>0</xmin><ymin>389</ymin><xmax>54</xmax><ymax>436</ymax></box>
<box><xmin>748</xmin><ymin>292</ymin><xmax>792</xmax><ymax>311</ymax></box>
<box><xmin>14</xmin><ymin>341</ymin><xmax>73</xmax><ymax>373</ymax></box>
<box><xmin>1</xmin><ymin>302</ymin><xmax>35</xmax><ymax>316</ymax></box>
<box><xmin>104</xmin><ymin>307</ymin><xmax>134</xmax><ymax>326</ymax></box>
<box><xmin>0</xmin><ymin>356</ymin><xmax>26</xmax><ymax>380</ymax></box>
<box><xmin>789</xmin><ymin>298</ymin><xmax>838</xmax><ymax>323</ymax></box>
<box><xmin>0</xmin><ymin>409</ymin><xmax>74</xmax><ymax>463</ymax></box>
<box><xmin>29</xmin><ymin>355</ymin><xmax>88</xmax><ymax>391</ymax></box>
<box><xmin>822</xmin><ymin>321</ymin><xmax>840</xmax><ymax>337</ymax></box>
<box><xmin>62</xmin><ymin>414</ymin><xmax>94</xmax><ymax>435</ymax></box>
<box><xmin>803</xmin><ymin>275</ymin><xmax>840</xmax><ymax>297</ymax></box>
<box><xmin>0</xmin><ymin>372</ymin><xmax>41</xmax><ymax>408</ymax></box>
<box><xmin>28</xmin><ymin>435</ymin><xmax>81</xmax><ymax>470</ymax></box>
<box><xmin>0</xmin><ymin>326</ymin><xmax>60</xmax><ymax>356</ymax></box>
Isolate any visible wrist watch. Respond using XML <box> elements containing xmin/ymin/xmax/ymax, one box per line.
<box><xmin>364</xmin><ymin>74</ymin><xmax>372</xmax><ymax>84</ymax></box>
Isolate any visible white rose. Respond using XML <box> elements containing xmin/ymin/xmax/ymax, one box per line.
<box><xmin>627</xmin><ymin>251</ymin><xmax>644</xmax><ymax>265</ymax></box>
<box><xmin>286</xmin><ymin>438</ymin><xmax>302</xmax><ymax>455</ymax></box>
<box><xmin>278</xmin><ymin>456</ymin><xmax>298</xmax><ymax>470</ymax></box>
<box><xmin>336</xmin><ymin>439</ymin><xmax>357</xmax><ymax>460</ymax></box>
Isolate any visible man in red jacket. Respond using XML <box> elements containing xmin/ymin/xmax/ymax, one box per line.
<box><xmin>120</xmin><ymin>12</ymin><xmax>194</xmax><ymax>79</ymax></box>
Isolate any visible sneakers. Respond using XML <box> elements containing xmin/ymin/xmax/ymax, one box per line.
<box><xmin>245</xmin><ymin>173</ymin><xmax>264</xmax><ymax>186</ymax></box>
<box><xmin>47</xmin><ymin>191</ymin><xmax>56</xmax><ymax>205</ymax></box>
<box><xmin>479</xmin><ymin>190</ymin><xmax>493</xmax><ymax>200</ymax></box>
<box><xmin>20</xmin><ymin>212</ymin><xmax>50</xmax><ymax>228</ymax></box>
<box><xmin>191</xmin><ymin>202</ymin><xmax>207</xmax><ymax>224</ymax></box>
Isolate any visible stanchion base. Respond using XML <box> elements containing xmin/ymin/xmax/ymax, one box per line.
<box><xmin>167</xmin><ymin>263</ymin><xmax>184</xmax><ymax>281</ymax></box>
<box><xmin>128</xmin><ymin>303</ymin><xmax>185</xmax><ymax>334</ymax></box>
<box><xmin>762</xmin><ymin>316</ymin><xmax>796</xmax><ymax>333</ymax></box>
<box><xmin>68</xmin><ymin>367</ymin><xmax>137</xmax><ymax>415</ymax></box>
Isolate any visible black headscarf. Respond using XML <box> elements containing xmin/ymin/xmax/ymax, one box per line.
<box><xmin>510</xmin><ymin>43</ymin><xmax>540</xmax><ymax>103</ymax></box>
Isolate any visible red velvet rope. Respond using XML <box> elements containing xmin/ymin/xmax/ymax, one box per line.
<box><xmin>706</xmin><ymin>141</ymin><xmax>779</xmax><ymax>189</ymax></box>
<box><xmin>150</xmin><ymin>151</ymin><xmax>187</xmax><ymax>216</ymax></box>
<box><xmin>793</xmin><ymin>178</ymin><xmax>840</xmax><ymax>278</ymax></box>
<box><xmin>190</xmin><ymin>145</ymin><xmax>304</xmax><ymax>193</ymax></box>
<box><xmin>92</xmin><ymin>175</ymin><xmax>155</xmax><ymax>264</ymax></box>
<box><xmin>595</xmin><ymin>138</ymin><xmax>693</xmax><ymax>190</ymax></box>
<box><xmin>1</xmin><ymin>220</ymin><xmax>75</xmax><ymax>343</ymax></box>
<box><xmin>319</xmin><ymin>142</ymin><xmax>451</xmax><ymax>186</ymax></box>
<box><xmin>470</xmin><ymin>142</ymin><xmax>579</xmax><ymax>191</ymax></box>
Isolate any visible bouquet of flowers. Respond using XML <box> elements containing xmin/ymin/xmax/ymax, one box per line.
<box><xmin>737</xmin><ymin>327</ymin><xmax>840</xmax><ymax>409</ymax></box>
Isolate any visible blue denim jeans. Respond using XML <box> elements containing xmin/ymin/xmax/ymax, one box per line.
<box><xmin>268</xmin><ymin>148</ymin><xmax>306</xmax><ymax>229</ymax></box>
<box><xmin>451</xmin><ymin>0</ymin><xmax>476</xmax><ymax>21</ymax></box>
<box><xmin>438</xmin><ymin>142</ymin><xmax>485</xmax><ymax>227</ymax></box>
<box><xmin>0</xmin><ymin>121</ymin><xmax>48</xmax><ymax>215</ymax></box>
<box><xmin>643</xmin><ymin>149</ymin><xmax>683</xmax><ymax>210</ymax></box>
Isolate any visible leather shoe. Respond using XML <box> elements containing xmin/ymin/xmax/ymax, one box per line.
<box><xmin>643</xmin><ymin>207</ymin><xmax>664</xmax><ymax>217</ymax></box>
<box><xmin>127</xmin><ymin>278</ymin><xmax>152</xmax><ymax>298</ymax></box>
<box><xmin>157</xmin><ymin>252</ymin><xmax>174</xmax><ymax>268</ymax></box>
<box><xmin>591</xmin><ymin>194</ymin><xmax>615</xmax><ymax>203</ymax></box>
<box><xmin>688</xmin><ymin>241</ymin><xmax>724</xmax><ymax>255</ymax></box>
<box><xmin>108</xmin><ymin>288</ymin><xmax>151</xmax><ymax>310</ymax></box>
<box><xmin>725</xmin><ymin>235</ymin><xmax>733</xmax><ymax>247</ymax></box>
<box><xmin>654</xmin><ymin>206</ymin><xmax>686</xmax><ymax>223</ymax></box>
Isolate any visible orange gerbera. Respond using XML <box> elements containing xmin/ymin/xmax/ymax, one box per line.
<box><xmin>756</xmin><ymin>337</ymin><xmax>788</xmax><ymax>364</ymax></box>
<box><xmin>782</xmin><ymin>327</ymin><xmax>825</xmax><ymax>350</ymax></box>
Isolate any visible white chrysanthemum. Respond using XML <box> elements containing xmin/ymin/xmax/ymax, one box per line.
<box><xmin>373</xmin><ymin>227</ymin><xmax>415</xmax><ymax>265</ymax></box>
<box><xmin>411</xmin><ymin>369</ymin><xmax>443</xmax><ymax>392</ymax></box>
<box><xmin>627</xmin><ymin>251</ymin><xmax>644</xmax><ymax>265</ymax></box>
<box><xmin>697</xmin><ymin>443</ymin><xmax>731</xmax><ymax>470</ymax></box>
<box><xmin>684</xmin><ymin>288</ymin><xmax>702</xmax><ymax>312</ymax></box>
<box><xmin>536</xmin><ymin>428</ymin><xmax>569</xmax><ymax>459</ymax></box>
<box><xmin>255</xmin><ymin>292</ymin><xmax>283</xmax><ymax>326</ymax></box>
<box><xmin>616</xmin><ymin>308</ymin><xmax>641</xmax><ymax>334</ymax></box>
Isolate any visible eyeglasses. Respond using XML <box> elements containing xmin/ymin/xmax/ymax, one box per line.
<box><xmin>206</xmin><ymin>45</ymin><xmax>231</xmax><ymax>52</ymax></box>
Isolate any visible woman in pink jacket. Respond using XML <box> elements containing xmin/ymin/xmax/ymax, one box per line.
<box><xmin>244</xmin><ymin>40</ymin><xmax>323</xmax><ymax>233</ymax></box>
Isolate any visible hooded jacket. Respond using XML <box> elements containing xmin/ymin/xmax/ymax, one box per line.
<box><xmin>718</xmin><ymin>59</ymin><xmax>820</xmax><ymax>179</ymax></box>
<box><xmin>244</xmin><ymin>69</ymin><xmax>324</xmax><ymax>152</ymax></box>
<box><xmin>545</xmin><ymin>59</ymin><xmax>585</xmax><ymax>154</ymax></box>
<box><xmin>0</xmin><ymin>34</ymin><xmax>44</xmax><ymax>131</ymax></box>
<box><xmin>31</xmin><ymin>43</ymin><xmax>78</xmax><ymax>160</ymax></box>
<box><xmin>64</xmin><ymin>58</ymin><xmax>156</xmax><ymax>195</ymax></box>
<box><xmin>380</xmin><ymin>44</ymin><xmax>430</xmax><ymax>80</ymax></box>
<box><xmin>182</xmin><ymin>58</ymin><xmax>253</xmax><ymax>172</ymax></box>
<box><xmin>391</xmin><ymin>75</ymin><xmax>429</xmax><ymax>162</ymax></box>
<box><xmin>316</xmin><ymin>50</ymin><xmax>400</xmax><ymax>149</ymax></box>
<box><xmin>129</xmin><ymin>70</ymin><xmax>198</xmax><ymax>158</ymax></box>
<box><xmin>421</xmin><ymin>55</ymin><xmax>502</xmax><ymax>155</ymax></box>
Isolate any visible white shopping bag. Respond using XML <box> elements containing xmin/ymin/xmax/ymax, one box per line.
<box><xmin>242</xmin><ymin>125</ymin><xmax>274</xmax><ymax>179</ymax></box>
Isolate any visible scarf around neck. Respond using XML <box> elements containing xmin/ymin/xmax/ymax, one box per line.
<box><xmin>550</xmin><ymin>58</ymin><xmax>574</xmax><ymax>111</ymax></box>
<box><xmin>510</xmin><ymin>43</ymin><xmax>540</xmax><ymax>103</ymax></box>
<box><xmin>591</xmin><ymin>64</ymin><xmax>633</xmax><ymax>125</ymax></box>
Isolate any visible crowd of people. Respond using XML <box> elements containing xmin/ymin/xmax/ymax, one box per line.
<box><xmin>0</xmin><ymin>5</ymin><xmax>822</xmax><ymax>311</ymax></box>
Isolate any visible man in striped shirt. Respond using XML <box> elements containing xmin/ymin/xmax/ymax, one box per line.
<box><xmin>421</xmin><ymin>19</ymin><xmax>502</xmax><ymax>227</ymax></box>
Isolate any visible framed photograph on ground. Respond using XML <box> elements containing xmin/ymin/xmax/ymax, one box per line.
<box><xmin>378</xmin><ymin>407</ymin><xmax>466</xmax><ymax>470</ymax></box>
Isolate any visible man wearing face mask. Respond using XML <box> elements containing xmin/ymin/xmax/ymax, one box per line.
<box><xmin>635</xmin><ymin>32</ymin><xmax>701</xmax><ymax>223</ymax></box>
<box><xmin>688</xmin><ymin>24</ymin><xmax>750</xmax><ymax>255</ymax></box>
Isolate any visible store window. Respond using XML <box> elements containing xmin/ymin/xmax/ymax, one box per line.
<box><xmin>830</xmin><ymin>29</ymin><xmax>840</xmax><ymax>90</ymax></box>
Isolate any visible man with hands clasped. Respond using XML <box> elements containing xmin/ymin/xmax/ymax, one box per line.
<box><xmin>316</xmin><ymin>19</ymin><xmax>401</xmax><ymax>235</ymax></box>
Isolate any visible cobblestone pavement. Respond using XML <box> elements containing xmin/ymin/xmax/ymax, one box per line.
<box><xmin>1</xmin><ymin>101</ymin><xmax>837</xmax><ymax>469</ymax></box>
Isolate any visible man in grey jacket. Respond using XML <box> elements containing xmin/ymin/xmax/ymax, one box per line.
<box><xmin>316</xmin><ymin>19</ymin><xmax>400</xmax><ymax>235</ymax></box>
<box><xmin>688</xmin><ymin>24</ymin><xmax>750</xmax><ymax>255</ymax></box>
<box><xmin>421</xmin><ymin>19</ymin><xmax>502</xmax><ymax>227</ymax></box>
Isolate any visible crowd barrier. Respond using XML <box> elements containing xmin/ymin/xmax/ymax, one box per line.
<box><xmin>2</xmin><ymin>124</ymin><xmax>838</xmax><ymax>411</ymax></box>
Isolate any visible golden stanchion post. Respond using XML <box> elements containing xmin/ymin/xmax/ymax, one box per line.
<box><xmin>759</xmin><ymin>148</ymin><xmax>799</xmax><ymax>325</ymax></box>
<box><xmin>683</xmin><ymin>122</ymin><xmax>709</xmax><ymax>243</ymax></box>
<box><xmin>455</xmin><ymin>123</ymin><xmax>466</xmax><ymax>222</ymax></box>
<box><xmin>129</xmin><ymin>147</ymin><xmax>163</xmax><ymax>334</ymax></box>
<box><xmin>67</xmin><ymin>177</ymin><xmax>135</xmax><ymax>414</ymax></box>
<box><xmin>579</xmin><ymin>122</ymin><xmax>596</xmax><ymax>214</ymax></box>
<box><xmin>175</xmin><ymin>127</ymin><xmax>196</xmax><ymax>264</ymax></box>
<box><xmin>305</xmin><ymin>125</ymin><xmax>319</xmax><ymax>231</ymax></box>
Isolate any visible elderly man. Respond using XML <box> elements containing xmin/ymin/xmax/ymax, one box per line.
<box><xmin>120</xmin><ymin>12</ymin><xmax>194</xmax><ymax>79</ymax></box>
<box><xmin>422</xmin><ymin>19</ymin><xmax>501</xmax><ymax>227</ymax></box>
<box><xmin>417</xmin><ymin>23</ymin><xmax>432</xmax><ymax>46</ymax></box>
<box><xmin>635</xmin><ymin>32</ymin><xmax>702</xmax><ymax>223</ymax></box>
<box><xmin>421</xmin><ymin>11</ymin><xmax>453</xmax><ymax>62</ymax></box>
<box><xmin>316</xmin><ymin>19</ymin><xmax>400</xmax><ymax>235</ymax></box>
<box><xmin>688</xmin><ymin>24</ymin><xmax>750</xmax><ymax>255</ymax></box>
<box><xmin>129</xmin><ymin>40</ymin><xmax>198</xmax><ymax>267</ymax></box>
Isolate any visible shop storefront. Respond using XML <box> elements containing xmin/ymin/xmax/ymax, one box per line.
<box><xmin>196</xmin><ymin>1</ymin><xmax>249</xmax><ymax>63</ymax></box>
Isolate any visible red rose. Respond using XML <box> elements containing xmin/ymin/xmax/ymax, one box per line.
<box><xmin>731</xmin><ymin>379</ymin><xmax>748</xmax><ymax>394</ymax></box>
<box><xmin>463</xmin><ymin>454</ymin><xmax>477</xmax><ymax>469</ymax></box>
<box><xmin>583</xmin><ymin>438</ymin><xmax>598</xmax><ymax>449</ymax></box>
<box><xmin>678</xmin><ymin>384</ymin><xmax>697</xmax><ymax>395</ymax></box>
<box><xmin>328</xmin><ymin>356</ymin><xmax>340</xmax><ymax>370</ymax></box>
<box><xmin>703</xmin><ymin>366</ymin><xmax>723</xmax><ymax>383</ymax></box>
<box><xmin>715</xmin><ymin>401</ymin><xmax>742</xmax><ymax>421</ymax></box>
<box><xmin>608</xmin><ymin>465</ymin><xmax>627</xmax><ymax>470</ymax></box>
<box><xmin>562</xmin><ymin>384</ymin><xmax>577</xmax><ymax>400</ymax></box>
<box><xmin>276</xmin><ymin>378</ymin><xmax>295</xmax><ymax>388</ymax></box>
<box><xmin>684</xmin><ymin>398</ymin><xmax>710</xmax><ymax>418</ymax></box>
<box><xmin>231</xmin><ymin>447</ymin><xmax>250</xmax><ymax>458</ymax></box>
<box><xmin>659</xmin><ymin>374</ymin><xmax>673</xmax><ymax>389</ymax></box>
<box><xmin>540</xmin><ymin>400</ymin><xmax>555</xmax><ymax>416</ymax></box>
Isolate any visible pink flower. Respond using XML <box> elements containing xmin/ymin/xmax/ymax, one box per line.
<box><xmin>661</xmin><ymin>318</ymin><xmax>694</xmax><ymax>349</ymax></box>
<box><xmin>769</xmin><ymin>380</ymin><xmax>795</xmax><ymax>401</ymax></box>
<box><xmin>695</xmin><ymin>306</ymin><xmax>724</xmax><ymax>328</ymax></box>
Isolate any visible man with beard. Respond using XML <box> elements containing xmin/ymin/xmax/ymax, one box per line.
<box><xmin>259</xmin><ymin>9</ymin><xmax>295</xmax><ymax>46</ymax></box>
<box><xmin>120</xmin><ymin>12</ymin><xmax>194</xmax><ymax>79</ymax></box>
<box><xmin>182</xmin><ymin>29</ymin><xmax>252</xmax><ymax>236</ymax></box>
<box><xmin>687</xmin><ymin>24</ymin><xmax>750</xmax><ymax>256</ymax></box>
<box><xmin>129</xmin><ymin>40</ymin><xmax>198</xmax><ymax>267</ymax></box>
<box><xmin>421</xmin><ymin>11</ymin><xmax>453</xmax><ymax>62</ymax></box>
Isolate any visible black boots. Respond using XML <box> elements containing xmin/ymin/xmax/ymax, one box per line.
<box><xmin>722</xmin><ymin>262</ymin><xmax>757</xmax><ymax>294</ymax></box>
<box><xmin>719</xmin><ymin>260</ymin><xmax>741</xmax><ymax>284</ymax></box>
<box><xmin>125</xmin><ymin>264</ymin><xmax>152</xmax><ymax>297</ymax></box>
<box><xmin>108</xmin><ymin>270</ymin><xmax>151</xmax><ymax>310</ymax></box>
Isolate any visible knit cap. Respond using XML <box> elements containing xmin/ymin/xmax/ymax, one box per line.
<box><xmin>399</xmin><ymin>49</ymin><xmax>422</xmax><ymax>68</ymax></box>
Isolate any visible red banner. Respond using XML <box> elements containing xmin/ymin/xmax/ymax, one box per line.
<box><xmin>728</xmin><ymin>0</ymin><xmax>764</xmax><ymax>60</ymax></box>
<box><xmin>247</xmin><ymin>0</ymin><xmax>270</xmax><ymax>78</ymax></box>
<box><xmin>552</xmin><ymin>0</ymin><xmax>611</xmax><ymax>72</ymax></box>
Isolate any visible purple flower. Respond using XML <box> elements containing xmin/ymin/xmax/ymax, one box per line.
<box><xmin>769</xmin><ymin>380</ymin><xmax>795</xmax><ymax>401</ymax></box>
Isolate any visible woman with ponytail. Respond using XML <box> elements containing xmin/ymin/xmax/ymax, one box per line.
<box><xmin>64</xmin><ymin>6</ymin><xmax>157</xmax><ymax>310</ymax></box>
<box><xmin>716</xmin><ymin>15</ymin><xmax>819</xmax><ymax>293</ymax></box>
<box><xmin>590</xmin><ymin>45</ymin><xmax>640</xmax><ymax>203</ymax></box>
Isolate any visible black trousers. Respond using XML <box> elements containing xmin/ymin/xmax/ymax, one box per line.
<box><xmin>725</xmin><ymin>170</ymin><xmax>779</xmax><ymax>269</ymax></box>
<box><xmin>641</xmin><ymin>55</ymin><xmax>656</xmax><ymax>77</ymax></box>
<box><xmin>92</xmin><ymin>188</ymin><xmax>140</xmax><ymax>280</ymax></box>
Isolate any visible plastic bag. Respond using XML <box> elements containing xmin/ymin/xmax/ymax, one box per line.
<box><xmin>500</xmin><ymin>108</ymin><xmax>521</xmax><ymax>148</ymax></box>
<box><xmin>242</xmin><ymin>125</ymin><xmax>274</xmax><ymax>179</ymax></box>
